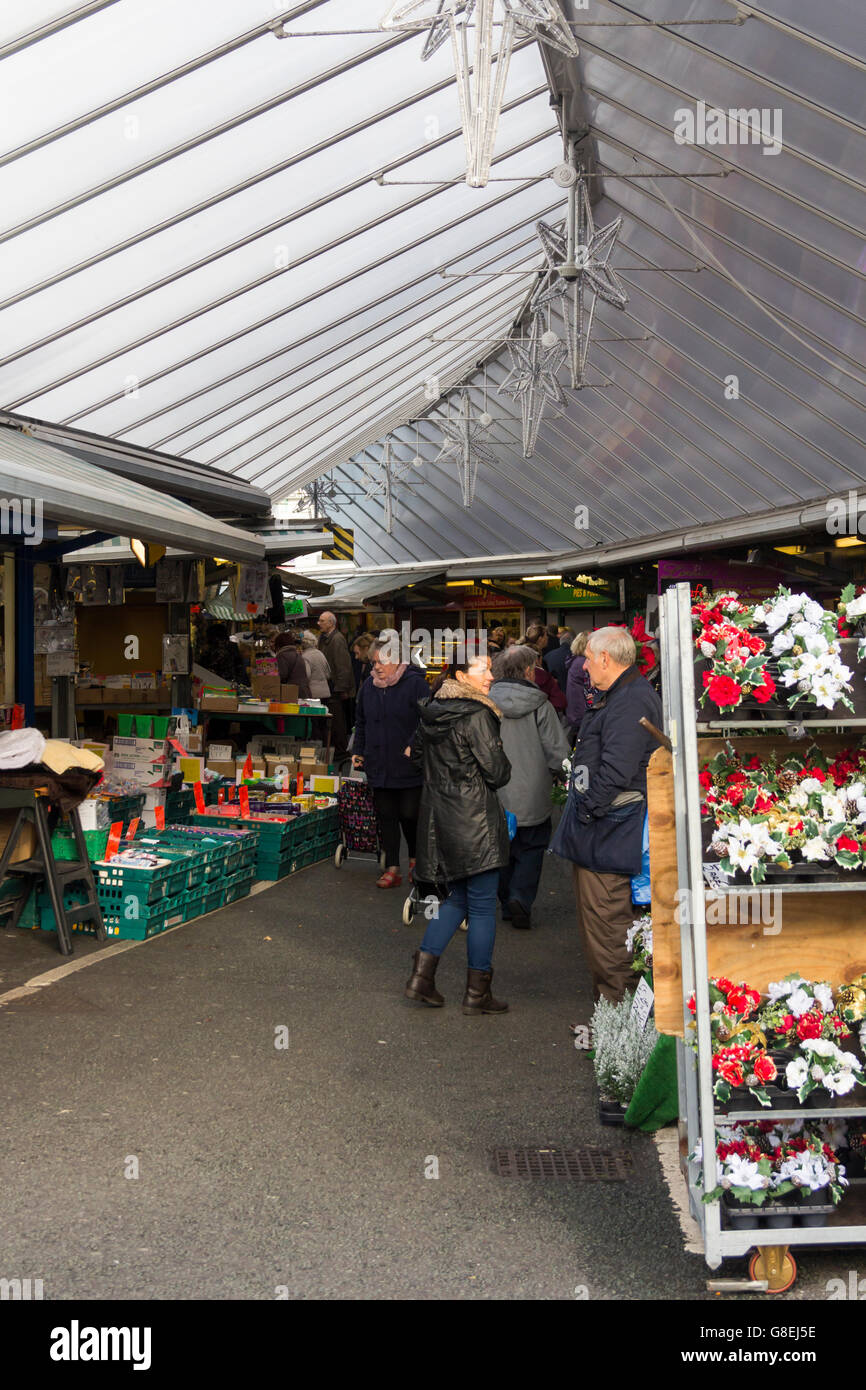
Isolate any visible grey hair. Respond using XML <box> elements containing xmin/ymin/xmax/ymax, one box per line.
<box><xmin>570</xmin><ymin>630</ymin><xmax>589</xmax><ymax>657</ymax></box>
<box><xmin>300</xmin><ymin>630</ymin><xmax>318</xmax><ymax>649</ymax></box>
<box><xmin>586</xmin><ymin>625</ymin><xmax>636</xmax><ymax>666</ymax></box>
<box><xmin>492</xmin><ymin>644</ymin><xmax>539</xmax><ymax>682</ymax></box>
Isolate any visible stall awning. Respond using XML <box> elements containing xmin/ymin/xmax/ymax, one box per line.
<box><xmin>0</xmin><ymin>427</ymin><xmax>264</xmax><ymax>562</ymax></box>
<box><xmin>307</xmin><ymin>567</ymin><xmax>445</xmax><ymax>610</ymax></box>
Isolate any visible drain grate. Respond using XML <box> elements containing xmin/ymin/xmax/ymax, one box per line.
<box><xmin>490</xmin><ymin>1146</ymin><xmax>633</xmax><ymax>1182</ymax></box>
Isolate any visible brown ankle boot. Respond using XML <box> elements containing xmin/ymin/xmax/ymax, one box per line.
<box><xmin>462</xmin><ymin>967</ymin><xmax>508</xmax><ymax>1015</ymax></box>
<box><xmin>405</xmin><ymin>949</ymin><xmax>444</xmax><ymax>1006</ymax></box>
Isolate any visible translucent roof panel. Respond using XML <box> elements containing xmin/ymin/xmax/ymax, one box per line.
<box><xmin>1</xmin><ymin>0</ymin><xmax>864</xmax><ymax>573</ymax></box>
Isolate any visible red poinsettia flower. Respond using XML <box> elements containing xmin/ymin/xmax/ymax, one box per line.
<box><xmin>753</xmin><ymin>1053</ymin><xmax>777</xmax><ymax>1083</ymax></box>
<box><xmin>796</xmin><ymin>1011</ymin><xmax>824</xmax><ymax>1041</ymax></box>
<box><xmin>836</xmin><ymin>835</ymin><xmax>860</xmax><ymax>854</ymax></box>
<box><xmin>698</xmin><ymin>769</ymin><xmax>713</xmax><ymax>790</ymax></box>
<box><xmin>753</xmin><ymin>673</ymin><xmax>776</xmax><ymax>704</ymax></box>
<box><xmin>713</xmin><ymin>1057</ymin><xmax>745</xmax><ymax>1087</ymax></box>
<box><xmin>707</xmin><ymin>674</ymin><xmax>743</xmax><ymax>708</ymax></box>
<box><xmin>745</xmin><ymin>756</ymin><xmax>763</xmax><ymax>770</ymax></box>
<box><xmin>726</xmin><ymin>784</ymin><xmax>745</xmax><ymax>807</ymax></box>
<box><xmin>753</xmin><ymin>792</ymin><xmax>776</xmax><ymax>812</ymax></box>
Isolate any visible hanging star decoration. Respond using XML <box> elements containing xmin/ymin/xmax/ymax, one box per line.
<box><xmin>530</xmin><ymin>176</ymin><xmax>628</xmax><ymax>388</ymax></box>
<box><xmin>357</xmin><ymin>437</ymin><xmax>419</xmax><ymax>535</ymax></box>
<box><xmin>298</xmin><ymin>473</ymin><xmax>343</xmax><ymax>513</ymax></box>
<box><xmin>380</xmin><ymin>1</ymin><xmax>578</xmax><ymax>187</ymax></box>
<box><xmin>435</xmin><ymin>405</ymin><xmax>498</xmax><ymax>506</ymax></box>
<box><xmin>499</xmin><ymin>313</ymin><xmax>567</xmax><ymax>458</ymax></box>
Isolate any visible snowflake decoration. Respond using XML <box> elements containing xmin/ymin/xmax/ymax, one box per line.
<box><xmin>357</xmin><ymin>437</ymin><xmax>418</xmax><ymax>534</ymax></box>
<box><xmin>499</xmin><ymin>313</ymin><xmax>567</xmax><ymax>457</ymax></box>
<box><xmin>435</xmin><ymin>406</ymin><xmax>498</xmax><ymax>506</ymax></box>
<box><xmin>531</xmin><ymin>176</ymin><xmax>628</xmax><ymax>388</ymax></box>
<box><xmin>380</xmin><ymin>1</ymin><xmax>578</xmax><ymax>187</ymax></box>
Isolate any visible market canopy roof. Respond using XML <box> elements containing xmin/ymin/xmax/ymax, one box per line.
<box><xmin>307</xmin><ymin>567</ymin><xmax>445</xmax><ymax>609</ymax></box>
<box><xmin>1</xmin><ymin>1</ymin><xmax>863</xmax><ymax>568</ymax></box>
<box><xmin>0</xmin><ymin>426</ymin><xmax>265</xmax><ymax>562</ymax></box>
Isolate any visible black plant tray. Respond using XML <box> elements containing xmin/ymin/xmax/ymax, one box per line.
<box><xmin>722</xmin><ymin>1192</ymin><xmax>835</xmax><ymax>1231</ymax></box>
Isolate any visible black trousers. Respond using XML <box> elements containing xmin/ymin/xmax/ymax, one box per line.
<box><xmin>325</xmin><ymin>695</ymin><xmax>349</xmax><ymax>756</ymax></box>
<box><xmin>372</xmin><ymin>786</ymin><xmax>422</xmax><ymax>867</ymax></box>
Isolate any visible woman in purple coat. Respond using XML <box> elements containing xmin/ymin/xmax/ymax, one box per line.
<box><xmin>566</xmin><ymin>631</ymin><xmax>591</xmax><ymax>738</ymax></box>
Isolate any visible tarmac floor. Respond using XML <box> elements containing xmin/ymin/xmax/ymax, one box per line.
<box><xmin>0</xmin><ymin>848</ymin><xmax>856</xmax><ymax>1301</ymax></box>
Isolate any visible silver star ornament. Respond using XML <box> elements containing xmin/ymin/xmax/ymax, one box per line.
<box><xmin>435</xmin><ymin>407</ymin><xmax>498</xmax><ymax>506</ymax></box>
<box><xmin>500</xmin><ymin>314</ymin><xmax>567</xmax><ymax>457</ymax></box>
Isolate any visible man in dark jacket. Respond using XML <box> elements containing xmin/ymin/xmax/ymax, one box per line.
<box><xmin>352</xmin><ymin>642</ymin><xmax>429</xmax><ymax>888</ymax></box>
<box><xmin>491</xmin><ymin>646</ymin><xmax>570</xmax><ymax>929</ymax></box>
<box><xmin>543</xmin><ymin>625</ymin><xmax>572</xmax><ymax>694</ymax></box>
<box><xmin>317</xmin><ymin>611</ymin><xmax>355</xmax><ymax>757</ymax></box>
<box><xmin>560</xmin><ymin>626</ymin><xmax>662</xmax><ymax>1002</ymax></box>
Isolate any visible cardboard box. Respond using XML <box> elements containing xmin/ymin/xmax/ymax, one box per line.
<box><xmin>311</xmin><ymin>775</ymin><xmax>340</xmax><ymax>794</ymax></box>
<box><xmin>0</xmin><ymin>811</ymin><xmax>37</xmax><ymax>865</ymax></box>
<box><xmin>207</xmin><ymin>760</ymin><xmax>237</xmax><ymax>780</ymax></box>
<box><xmin>200</xmin><ymin>695</ymin><xmax>238</xmax><ymax>713</ymax></box>
<box><xmin>156</xmin><ymin>685</ymin><xmax>170</xmax><ymax>705</ymax></box>
<box><xmin>77</xmin><ymin>687</ymin><xmax>103</xmax><ymax>705</ymax></box>
<box><xmin>280</xmin><ymin>684</ymin><xmax>299</xmax><ymax>705</ymax></box>
<box><xmin>186</xmin><ymin>731</ymin><xmax>203</xmax><ymax>754</ymax></box>
<box><xmin>252</xmin><ymin>674</ymin><xmax>281</xmax><ymax>701</ymax></box>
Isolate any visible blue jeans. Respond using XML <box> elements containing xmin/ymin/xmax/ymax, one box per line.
<box><xmin>420</xmin><ymin>868</ymin><xmax>499</xmax><ymax>971</ymax></box>
<box><xmin>498</xmin><ymin>818</ymin><xmax>552</xmax><ymax>912</ymax></box>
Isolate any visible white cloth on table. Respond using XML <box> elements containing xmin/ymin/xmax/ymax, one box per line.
<box><xmin>0</xmin><ymin>727</ymin><xmax>45</xmax><ymax>770</ymax></box>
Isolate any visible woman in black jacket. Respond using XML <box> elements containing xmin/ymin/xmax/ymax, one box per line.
<box><xmin>352</xmin><ymin>639</ymin><xmax>429</xmax><ymax>889</ymax></box>
<box><xmin>405</xmin><ymin>654</ymin><xmax>512</xmax><ymax>1015</ymax></box>
<box><xmin>272</xmin><ymin>631</ymin><xmax>311</xmax><ymax>699</ymax></box>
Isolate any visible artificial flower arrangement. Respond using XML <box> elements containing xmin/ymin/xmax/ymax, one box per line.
<box><xmin>691</xmin><ymin>587</ymin><xmax>774</xmax><ymax>710</ymax></box>
<box><xmin>688</xmin><ymin>972</ymin><xmax>866</xmax><ymax>1108</ymax></box>
<box><xmin>691</xmin><ymin>584</ymin><xmax>854</xmax><ymax>713</ymax></box>
<box><xmin>837</xmin><ymin>583</ymin><xmax>866</xmax><ymax>662</ymax></box>
<box><xmin>626</xmin><ymin>914</ymin><xmax>653</xmax><ymax>976</ymax></box>
<box><xmin>700</xmin><ymin>742</ymin><xmax>866</xmax><ymax>883</ymax></box>
<box><xmin>693</xmin><ymin>1118</ymin><xmax>848</xmax><ymax>1210</ymax></box>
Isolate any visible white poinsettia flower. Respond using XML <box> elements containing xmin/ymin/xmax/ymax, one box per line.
<box><xmin>802</xmin><ymin>836</ymin><xmax>831</xmax><ymax>862</ymax></box>
<box><xmin>791</xmin><ymin>620</ymin><xmax>817</xmax><ymax>639</ymax></box>
<box><xmin>728</xmin><ymin>842</ymin><xmax>757</xmax><ymax>872</ymax></box>
<box><xmin>821</xmin><ymin>793</ymin><xmax>847</xmax><ymax>821</ymax></box>
<box><xmin>726</xmin><ymin>1156</ymin><xmax>767</xmax><ymax>1191</ymax></box>
<box><xmin>771</xmin><ymin>630</ymin><xmax>794</xmax><ymax>654</ymax></box>
<box><xmin>814</xmin><ymin>982</ymin><xmax>834</xmax><ymax>1013</ymax></box>
<box><xmin>786</xmin><ymin>1056</ymin><xmax>808</xmax><ymax>1087</ymax></box>
<box><xmin>826</xmin><ymin>1071</ymin><xmax>857</xmax><ymax>1097</ymax></box>
<box><xmin>800</xmin><ymin>777</ymin><xmax>823</xmax><ymax>795</ymax></box>
<box><xmin>803</xmin><ymin>1038</ymin><xmax>841</xmax><ymax>1059</ymax></box>
<box><xmin>845</xmin><ymin>782</ymin><xmax>864</xmax><ymax>802</ymax></box>
<box><xmin>845</xmin><ymin>594</ymin><xmax>866</xmax><ymax>618</ymax></box>
<box><xmin>804</xmin><ymin>600</ymin><xmax>826</xmax><ymax>625</ymax></box>
<box><xmin>765</xmin><ymin>606</ymin><xmax>789</xmax><ymax>633</ymax></box>
<box><xmin>813</xmin><ymin>679</ymin><xmax>840</xmax><ymax>709</ymax></box>
<box><xmin>788</xmin><ymin>987</ymin><xmax>814</xmax><ymax>1018</ymax></box>
<box><xmin>837</xmin><ymin>1051</ymin><xmax>861</xmax><ymax>1072</ymax></box>
<box><xmin>781</xmin><ymin>667</ymin><xmax>801</xmax><ymax>687</ymax></box>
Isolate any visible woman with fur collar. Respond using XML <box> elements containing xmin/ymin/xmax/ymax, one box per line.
<box><xmin>404</xmin><ymin>652</ymin><xmax>512</xmax><ymax>1015</ymax></box>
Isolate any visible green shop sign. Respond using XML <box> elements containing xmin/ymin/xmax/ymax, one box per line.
<box><xmin>541</xmin><ymin>577</ymin><xmax>617</xmax><ymax>607</ymax></box>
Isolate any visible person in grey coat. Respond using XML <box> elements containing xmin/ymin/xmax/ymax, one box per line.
<box><xmin>491</xmin><ymin>645</ymin><xmax>571</xmax><ymax>929</ymax></box>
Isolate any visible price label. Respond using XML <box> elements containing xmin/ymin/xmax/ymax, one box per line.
<box><xmin>126</xmin><ymin>818</ymin><xmax>140</xmax><ymax>841</ymax></box>
<box><xmin>105</xmin><ymin>821</ymin><xmax>123</xmax><ymax>862</ymax></box>
<box><xmin>154</xmin><ymin>805</ymin><xmax>165</xmax><ymax>831</ymax></box>
<box><xmin>228</xmin><ymin>784</ymin><xmax>236</xmax><ymax>803</ymax></box>
<box><xmin>630</xmin><ymin>977</ymin><xmax>655</xmax><ymax>1034</ymax></box>
<box><xmin>218</xmin><ymin>788</ymin><xmax>224</xmax><ymax>805</ymax></box>
<box><xmin>194</xmin><ymin>782</ymin><xmax>205</xmax><ymax>814</ymax></box>
<box><xmin>239</xmin><ymin>786</ymin><xmax>250</xmax><ymax>819</ymax></box>
<box><xmin>296</xmin><ymin>773</ymin><xmax>304</xmax><ymax>796</ymax></box>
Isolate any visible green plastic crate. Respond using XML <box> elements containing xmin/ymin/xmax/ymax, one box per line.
<box><xmin>224</xmin><ymin>873</ymin><xmax>254</xmax><ymax>903</ymax></box>
<box><xmin>0</xmin><ymin>880</ymin><xmax>39</xmax><ymax>930</ymax></box>
<box><xmin>51</xmin><ymin>827</ymin><xmax>110</xmax><ymax>862</ymax></box>
<box><xmin>94</xmin><ymin>854</ymin><xmax>188</xmax><ymax>906</ymax></box>
<box><xmin>98</xmin><ymin>891</ymin><xmax>185</xmax><ymax>939</ymax></box>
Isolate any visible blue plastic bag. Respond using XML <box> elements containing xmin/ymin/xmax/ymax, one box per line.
<box><xmin>505</xmin><ymin>810</ymin><xmax>518</xmax><ymax>841</ymax></box>
<box><xmin>630</xmin><ymin>811</ymin><xmax>651</xmax><ymax>905</ymax></box>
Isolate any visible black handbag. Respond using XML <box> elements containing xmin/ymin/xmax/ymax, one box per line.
<box><xmin>550</xmin><ymin>789</ymin><xmax>645</xmax><ymax>876</ymax></box>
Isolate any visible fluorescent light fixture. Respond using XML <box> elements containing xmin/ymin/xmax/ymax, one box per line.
<box><xmin>522</xmin><ymin>574</ymin><xmax>561</xmax><ymax>582</ymax></box>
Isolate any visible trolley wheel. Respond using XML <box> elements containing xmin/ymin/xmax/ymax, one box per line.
<box><xmin>749</xmin><ymin>1247</ymin><xmax>797</xmax><ymax>1293</ymax></box>
<box><xmin>334</xmin><ymin>844</ymin><xmax>347</xmax><ymax>868</ymax></box>
<box><xmin>402</xmin><ymin>894</ymin><xmax>416</xmax><ymax>927</ymax></box>
<box><xmin>378</xmin><ymin>850</ymin><xmax>387</xmax><ymax>869</ymax></box>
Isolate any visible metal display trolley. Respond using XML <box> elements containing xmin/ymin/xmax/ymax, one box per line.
<box><xmin>657</xmin><ymin>581</ymin><xmax>866</xmax><ymax>1292</ymax></box>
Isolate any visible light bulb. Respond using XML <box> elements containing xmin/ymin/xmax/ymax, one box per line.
<box><xmin>542</xmin><ymin>330</ymin><xmax>560</xmax><ymax>349</ymax></box>
<box><xmin>412</xmin><ymin>455</ymin><xmax>424</xmax><ymax>469</ymax></box>
<box><xmin>478</xmin><ymin>411</ymin><xmax>493</xmax><ymax>428</ymax></box>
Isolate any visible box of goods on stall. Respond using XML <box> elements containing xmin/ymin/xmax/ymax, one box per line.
<box><xmin>131</xmin><ymin>671</ymin><xmax>157</xmax><ymax>691</ymax></box>
<box><xmin>310</xmin><ymin>775</ymin><xmax>340</xmax><ymax>794</ymax></box>
<box><xmin>185</xmin><ymin>729</ymin><xmax>204</xmax><ymax>754</ymax></box>
<box><xmin>200</xmin><ymin>693</ymin><xmax>238</xmax><ymax>712</ymax></box>
<box><xmin>266</xmin><ymin>756</ymin><xmax>298</xmax><ymax>781</ymax></box>
<box><xmin>252</xmin><ymin>673</ymin><xmax>281</xmax><ymax>701</ymax></box>
<box><xmin>207</xmin><ymin>760</ymin><xmax>237</xmax><ymax>780</ymax></box>
<box><xmin>77</xmin><ymin>685</ymin><xmax>104</xmax><ymax>705</ymax></box>
<box><xmin>280</xmin><ymin>684</ymin><xmax>299</xmax><ymax>705</ymax></box>
<box><xmin>113</xmin><ymin>737</ymin><xmax>165</xmax><ymax>756</ymax></box>
<box><xmin>235</xmin><ymin>757</ymin><xmax>266</xmax><ymax>780</ymax></box>
<box><xmin>111</xmin><ymin>758</ymin><xmax>160</xmax><ymax>786</ymax></box>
